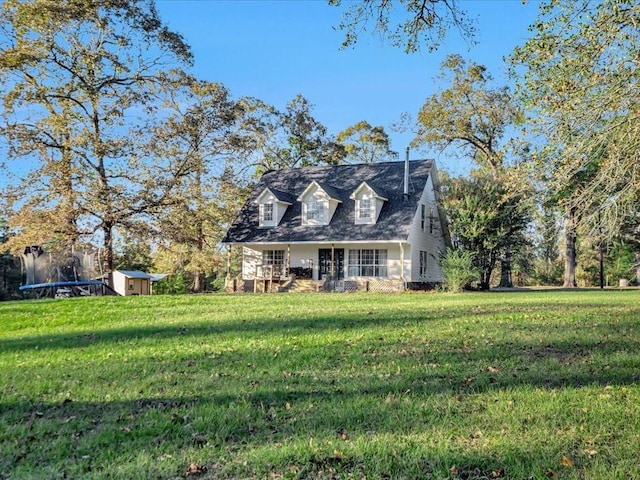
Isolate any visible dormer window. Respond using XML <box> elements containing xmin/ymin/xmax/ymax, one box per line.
<box><xmin>358</xmin><ymin>197</ymin><xmax>372</xmax><ymax>220</ymax></box>
<box><xmin>350</xmin><ymin>182</ymin><xmax>387</xmax><ymax>225</ymax></box>
<box><xmin>255</xmin><ymin>187</ymin><xmax>292</xmax><ymax>227</ymax></box>
<box><xmin>261</xmin><ymin>203</ymin><xmax>274</xmax><ymax>222</ymax></box>
<box><xmin>306</xmin><ymin>200</ymin><xmax>326</xmax><ymax>222</ymax></box>
<box><xmin>297</xmin><ymin>181</ymin><xmax>342</xmax><ymax>226</ymax></box>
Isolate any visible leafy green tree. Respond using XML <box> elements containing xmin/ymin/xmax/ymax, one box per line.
<box><xmin>440</xmin><ymin>248</ymin><xmax>478</xmax><ymax>293</ymax></box>
<box><xmin>329</xmin><ymin>0</ymin><xmax>476</xmax><ymax>53</ymax></box>
<box><xmin>414</xmin><ymin>55</ymin><xmax>524</xmax><ymax>177</ymax></box>
<box><xmin>145</xmin><ymin>79</ymin><xmax>254</xmax><ymax>293</ymax></box>
<box><xmin>0</xmin><ymin>0</ymin><xmax>192</xmax><ymax>270</ymax></box>
<box><xmin>0</xmin><ymin>215</ymin><xmax>23</xmax><ymax>300</ymax></box>
<box><xmin>443</xmin><ymin>174</ymin><xmax>533</xmax><ymax>290</ymax></box>
<box><xmin>606</xmin><ymin>242</ymin><xmax>635</xmax><ymax>284</ymax></box>
<box><xmin>531</xmin><ymin>204</ymin><xmax>563</xmax><ymax>286</ymax></box>
<box><xmin>113</xmin><ymin>234</ymin><xmax>154</xmax><ymax>273</ymax></box>
<box><xmin>513</xmin><ymin>0</ymin><xmax>640</xmax><ymax>238</ymax></box>
<box><xmin>413</xmin><ymin>55</ymin><xmax>531</xmax><ymax>287</ymax></box>
<box><xmin>336</xmin><ymin>121</ymin><xmax>397</xmax><ymax>163</ymax></box>
<box><xmin>252</xmin><ymin>94</ymin><xmax>346</xmax><ymax>172</ymax></box>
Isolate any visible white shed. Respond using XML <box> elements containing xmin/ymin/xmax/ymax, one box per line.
<box><xmin>111</xmin><ymin>270</ymin><xmax>153</xmax><ymax>296</ymax></box>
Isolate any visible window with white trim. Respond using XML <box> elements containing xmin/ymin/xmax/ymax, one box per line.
<box><xmin>260</xmin><ymin>202</ymin><xmax>274</xmax><ymax>222</ymax></box>
<box><xmin>358</xmin><ymin>197</ymin><xmax>372</xmax><ymax>221</ymax></box>
<box><xmin>421</xmin><ymin>204</ymin><xmax>426</xmax><ymax>231</ymax></box>
<box><xmin>420</xmin><ymin>250</ymin><xmax>428</xmax><ymax>278</ymax></box>
<box><xmin>262</xmin><ymin>250</ymin><xmax>285</xmax><ymax>266</ymax></box>
<box><xmin>306</xmin><ymin>200</ymin><xmax>326</xmax><ymax>222</ymax></box>
<box><xmin>348</xmin><ymin>249</ymin><xmax>388</xmax><ymax>277</ymax></box>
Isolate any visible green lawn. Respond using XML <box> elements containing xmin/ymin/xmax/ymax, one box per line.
<box><xmin>1</xmin><ymin>290</ymin><xmax>639</xmax><ymax>479</ymax></box>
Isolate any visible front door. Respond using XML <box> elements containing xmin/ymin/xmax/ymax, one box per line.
<box><xmin>319</xmin><ymin>248</ymin><xmax>344</xmax><ymax>280</ymax></box>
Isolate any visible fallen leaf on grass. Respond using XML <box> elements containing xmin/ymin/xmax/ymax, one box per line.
<box><xmin>545</xmin><ymin>468</ymin><xmax>557</xmax><ymax>478</ymax></box>
<box><xmin>561</xmin><ymin>455</ymin><xmax>574</xmax><ymax>468</ymax></box>
<box><xmin>584</xmin><ymin>449</ymin><xmax>598</xmax><ymax>458</ymax></box>
<box><xmin>186</xmin><ymin>463</ymin><xmax>207</xmax><ymax>476</ymax></box>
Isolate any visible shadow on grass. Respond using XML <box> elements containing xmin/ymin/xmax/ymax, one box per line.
<box><xmin>1</xmin><ymin>296</ymin><xmax>636</xmax><ymax>354</ymax></box>
<box><xmin>2</xmin><ymin>347</ymin><xmax>637</xmax><ymax>479</ymax></box>
<box><xmin>2</xmin><ymin>293</ymin><xmax>640</xmax><ymax>477</ymax></box>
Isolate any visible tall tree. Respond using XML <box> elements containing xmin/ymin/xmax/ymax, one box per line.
<box><xmin>512</xmin><ymin>0</ymin><xmax>640</xmax><ymax>238</ymax></box>
<box><xmin>0</xmin><ymin>216</ymin><xmax>22</xmax><ymax>300</ymax></box>
<box><xmin>252</xmin><ymin>94</ymin><xmax>346</xmax><ymax>172</ymax></box>
<box><xmin>414</xmin><ymin>54</ymin><xmax>523</xmax><ymax>177</ymax></box>
<box><xmin>329</xmin><ymin>0</ymin><xmax>476</xmax><ymax>53</ymax></box>
<box><xmin>0</xmin><ymin>0</ymin><xmax>192</xmax><ymax>271</ymax></box>
<box><xmin>532</xmin><ymin>203</ymin><xmax>563</xmax><ymax>286</ymax></box>
<box><xmin>336</xmin><ymin>121</ymin><xmax>397</xmax><ymax>163</ymax></box>
<box><xmin>443</xmin><ymin>173</ymin><xmax>533</xmax><ymax>290</ymax></box>
<box><xmin>146</xmin><ymin>79</ymin><xmax>254</xmax><ymax>292</ymax></box>
<box><xmin>413</xmin><ymin>54</ymin><xmax>530</xmax><ymax>287</ymax></box>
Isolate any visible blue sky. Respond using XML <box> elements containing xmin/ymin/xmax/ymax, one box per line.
<box><xmin>0</xmin><ymin>1</ymin><xmax>541</xmax><ymax>183</ymax></box>
<box><xmin>155</xmin><ymin>0</ymin><xmax>541</xmax><ymax>174</ymax></box>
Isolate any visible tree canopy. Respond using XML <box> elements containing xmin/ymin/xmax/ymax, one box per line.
<box><xmin>512</xmin><ymin>0</ymin><xmax>640</xmax><ymax>237</ymax></box>
<box><xmin>0</xmin><ymin>0</ymin><xmax>193</xmax><ymax>270</ymax></box>
<box><xmin>329</xmin><ymin>0</ymin><xmax>476</xmax><ymax>53</ymax></box>
<box><xmin>336</xmin><ymin>121</ymin><xmax>397</xmax><ymax>164</ymax></box>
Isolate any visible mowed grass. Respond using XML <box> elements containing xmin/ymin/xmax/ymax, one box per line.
<box><xmin>1</xmin><ymin>291</ymin><xmax>639</xmax><ymax>480</ymax></box>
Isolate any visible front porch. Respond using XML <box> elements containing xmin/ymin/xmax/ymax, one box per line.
<box><xmin>223</xmin><ymin>243</ymin><xmax>414</xmax><ymax>293</ymax></box>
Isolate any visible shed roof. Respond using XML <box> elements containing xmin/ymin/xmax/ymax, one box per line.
<box><xmin>115</xmin><ymin>270</ymin><xmax>154</xmax><ymax>279</ymax></box>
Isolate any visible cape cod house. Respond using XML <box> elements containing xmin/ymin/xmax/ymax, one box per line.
<box><xmin>222</xmin><ymin>158</ymin><xmax>451</xmax><ymax>292</ymax></box>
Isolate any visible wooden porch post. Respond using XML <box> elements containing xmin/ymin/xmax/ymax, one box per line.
<box><xmin>287</xmin><ymin>244</ymin><xmax>291</xmax><ymax>277</ymax></box>
<box><xmin>226</xmin><ymin>245</ymin><xmax>232</xmax><ymax>279</ymax></box>
<box><xmin>331</xmin><ymin>243</ymin><xmax>335</xmax><ymax>278</ymax></box>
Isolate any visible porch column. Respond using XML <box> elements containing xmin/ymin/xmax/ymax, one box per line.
<box><xmin>331</xmin><ymin>243</ymin><xmax>335</xmax><ymax>278</ymax></box>
<box><xmin>287</xmin><ymin>244</ymin><xmax>291</xmax><ymax>277</ymax></box>
<box><xmin>399</xmin><ymin>242</ymin><xmax>406</xmax><ymax>288</ymax></box>
<box><xmin>226</xmin><ymin>245</ymin><xmax>232</xmax><ymax>279</ymax></box>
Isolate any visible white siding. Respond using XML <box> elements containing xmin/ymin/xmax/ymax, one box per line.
<box><xmin>242</xmin><ymin>243</ymin><xmax>405</xmax><ymax>281</ymax></box>
<box><xmin>112</xmin><ymin>271</ymin><xmax>150</xmax><ymax>296</ymax></box>
<box><xmin>406</xmin><ymin>174</ymin><xmax>447</xmax><ymax>283</ymax></box>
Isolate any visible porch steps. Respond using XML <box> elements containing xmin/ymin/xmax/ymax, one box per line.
<box><xmin>281</xmin><ymin>278</ymin><xmax>322</xmax><ymax>293</ymax></box>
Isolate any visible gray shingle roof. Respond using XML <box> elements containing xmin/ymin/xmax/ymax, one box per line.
<box><xmin>222</xmin><ymin>159</ymin><xmax>434</xmax><ymax>244</ymax></box>
<box><xmin>262</xmin><ymin>187</ymin><xmax>295</xmax><ymax>204</ymax></box>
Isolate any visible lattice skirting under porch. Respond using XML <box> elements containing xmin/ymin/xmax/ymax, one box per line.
<box><xmin>328</xmin><ymin>280</ymin><xmax>403</xmax><ymax>293</ymax></box>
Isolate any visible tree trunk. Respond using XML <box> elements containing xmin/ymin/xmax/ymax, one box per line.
<box><xmin>479</xmin><ymin>253</ymin><xmax>496</xmax><ymax>290</ymax></box>
<box><xmin>103</xmin><ymin>222</ymin><xmax>115</xmax><ymax>273</ymax></box>
<box><xmin>192</xmin><ymin>232</ymin><xmax>204</xmax><ymax>293</ymax></box>
<box><xmin>193</xmin><ymin>272</ymin><xmax>204</xmax><ymax>293</ymax></box>
<box><xmin>563</xmin><ymin>209</ymin><xmax>577</xmax><ymax>288</ymax></box>
<box><xmin>498</xmin><ymin>244</ymin><xmax>513</xmax><ymax>288</ymax></box>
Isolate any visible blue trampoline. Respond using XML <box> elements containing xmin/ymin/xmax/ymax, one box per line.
<box><xmin>19</xmin><ymin>281</ymin><xmax>117</xmax><ymax>298</ymax></box>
